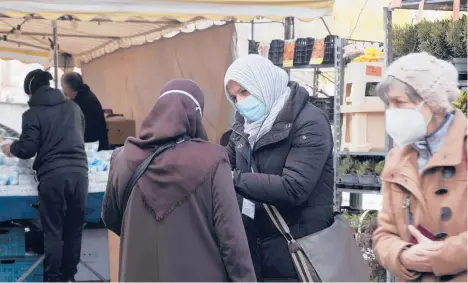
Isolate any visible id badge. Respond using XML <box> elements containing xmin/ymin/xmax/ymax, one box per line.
<box><xmin>242</xmin><ymin>199</ymin><xmax>255</xmax><ymax>220</ymax></box>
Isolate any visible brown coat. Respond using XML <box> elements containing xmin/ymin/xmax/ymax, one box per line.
<box><xmin>102</xmin><ymin>79</ymin><xmax>256</xmax><ymax>282</ymax></box>
<box><xmin>103</xmin><ymin>143</ymin><xmax>256</xmax><ymax>282</ymax></box>
<box><xmin>373</xmin><ymin>110</ymin><xmax>467</xmax><ymax>282</ymax></box>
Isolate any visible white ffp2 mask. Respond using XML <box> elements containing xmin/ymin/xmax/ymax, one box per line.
<box><xmin>385</xmin><ymin>101</ymin><xmax>431</xmax><ymax>146</ymax></box>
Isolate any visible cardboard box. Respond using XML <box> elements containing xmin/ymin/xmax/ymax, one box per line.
<box><xmin>108</xmin><ymin>231</ymin><xmax>120</xmax><ymax>282</ymax></box>
<box><xmin>106</xmin><ymin>117</ymin><xmax>136</xmax><ymax>146</ymax></box>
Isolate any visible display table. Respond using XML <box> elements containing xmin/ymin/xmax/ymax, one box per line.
<box><xmin>0</xmin><ymin>178</ymin><xmax>107</xmax><ymax>223</ymax></box>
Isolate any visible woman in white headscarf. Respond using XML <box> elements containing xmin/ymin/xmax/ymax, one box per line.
<box><xmin>224</xmin><ymin>54</ymin><xmax>335</xmax><ymax>281</ymax></box>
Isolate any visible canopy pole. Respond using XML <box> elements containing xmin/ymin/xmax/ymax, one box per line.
<box><xmin>284</xmin><ymin>17</ymin><xmax>294</xmax><ymax>40</ymax></box>
<box><xmin>52</xmin><ymin>20</ymin><xmax>59</xmax><ymax>89</ymax></box>
<box><xmin>251</xmin><ymin>20</ymin><xmax>254</xmax><ymax>40</ymax></box>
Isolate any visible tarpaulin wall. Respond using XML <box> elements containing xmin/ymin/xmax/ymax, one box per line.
<box><xmin>81</xmin><ymin>24</ymin><xmax>236</xmax><ymax>143</ymax></box>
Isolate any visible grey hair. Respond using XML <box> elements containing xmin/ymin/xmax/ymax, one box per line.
<box><xmin>375</xmin><ymin>76</ymin><xmax>423</xmax><ymax>104</ymax></box>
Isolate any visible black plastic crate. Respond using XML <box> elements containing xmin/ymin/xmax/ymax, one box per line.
<box><xmin>309</xmin><ymin>96</ymin><xmax>334</xmax><ymax>122</ymax></box>
<box><xmin>248</xmin><ymin>40</ymin><xmax>259</xmax><ymax>54</ymax></box>
<box><xmin>294</xmin><ymin>37</ymin><xmax>314</xmax><ymax>66</ymax></box>
<box><xmin>323</xmin><ymin>35</ymin><xmax>338</xmax><ymax>64</ymax></box>
<box><xmin>268</xmin><ymin>39</ymin><xmax>284</xmax><ymax>66</ymax></box>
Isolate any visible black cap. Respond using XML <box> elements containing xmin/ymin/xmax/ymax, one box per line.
<box><xmin>24</xmin><ymin>69</ymin><xmax>53</xmax><ymax>95</ymax></box>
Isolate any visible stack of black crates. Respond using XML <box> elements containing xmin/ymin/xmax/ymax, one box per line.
<box><xmin>248</xmin><ymin>35</ymin><xmax>337</xmax><ymax>67</ymax></box>
<box><xmin>309</xmin><ymin>96</ymin><xmax>334</xmax><ymax>123</ymax></box>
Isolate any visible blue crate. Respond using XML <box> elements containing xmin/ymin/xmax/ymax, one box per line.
<box><xmin>0</xmin><ymin>256</ymin><xmax>43</xmax><ymax>282</ymax></box>
<box><xmin>86</xmin><ymin>193</ymin><xmax>104</xmax><ymax>223</ymax></box>
<box><xmin>0</xmin><ymin>227</ymin><xmax>25</xmax><ymax>257</ymax></box>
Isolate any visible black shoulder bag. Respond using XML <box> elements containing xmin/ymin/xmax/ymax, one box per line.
<box><xmin>250</xmin><ymin>157</ymin><xmax>369</xmax><ymax>282</ymax></box>
<box><xmin>120</xmin><ymin>136</ymin><xmax>191</xmax><ymax>215</ymax></box>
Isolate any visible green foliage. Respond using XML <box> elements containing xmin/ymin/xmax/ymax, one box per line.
<box><xmin>447</xmin><ymin>15</ymin><xmax>467</xmax><ymax>58</ymax></box>
<box><xmin>391</xmin><ymin>24</ymin><xmax>419</xmax><ymax>59</ymax></box>
<box><xmin>416</xmin><ymin>20</ymin><xmax>435</xmax><ymax>53</ymax></box>
<box><xmin>453</xmin><ymin>91</ymin><xmax>467</xmax><ymax>115</ymax></box>
<box><xmin>344</xmin><ymin>210</ymin><xmax>385</xmax><ymax>282</ymax></box>
<box><xmin>338</xmin><ymin>155</ymin><xmax>356</xmax><ymax>175</ymax></box>
<box><xmin>374</xmin><ymin>160</ymin><xmax>385</xmax><ymax>176</ymax></box>
<box><xmin>416</xmin><ymin>19</ymin><xmax>452</xmax><ymax>60</ymax></box>
<box><xmin>343</xmin><ymin>211</ymin><xmax>361</xmax><ymax>229</ymax></box>
<box><xmin>391</xmin><ymin>16</ymin><xmax>467</xmax><ymax>60</ymax></box>
<box><xmin>356</xmin><ymin>160</ymin><xmax>375</xmax><ymax>176</ymax></box>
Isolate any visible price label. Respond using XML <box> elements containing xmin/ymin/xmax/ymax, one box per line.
<box><xmin>366</xmin><ymin>65</ymin><xmax>382</xmax><ymax>77</ymax></box>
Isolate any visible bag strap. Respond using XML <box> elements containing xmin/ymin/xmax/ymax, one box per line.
<box><xmin>121</xmin><ymin>136</ymin><xmax>190</xmax><ymax>214</ymax></box>
<box><xmin>250</xmin><ymin>158</ymin><xmax>317</xmax><ymax>282</ymax></box>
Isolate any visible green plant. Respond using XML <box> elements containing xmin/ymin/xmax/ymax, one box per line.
<box><xmin>355</xmin><ymin>212</ymin><xmax>386</xmax><ymax>282</ymax></box>
<box><xmin>344</xmin><ymin>211</ymin><xmax>361</xmax><ymax>230</ymax></box>
<box><xmin>447</xmin><ymin>15</ymin><xmax>467</xmax><ymax>58</ymax></box>
<box><xmin>453</xmin><ymin>91</ymin><xmax>467</xmax><ymax>115</ymax></box>
<box><xmin>391</xmin><ymin>16</ymin><xmax>467</xmax><ymax>60</ymax></box>
<box><xmin>338</xmin><ymin>155</ymin><xmax>356</xmax><ymax>175</ymax></box>
<box><xmin>391</xmin><ymin>24</ymin><xmax>419</xmax><ymax>59</ymax></box>
<box><xmin>374</xmin><ymin>160</ymin><xmax>385</xmax><ymax>176</ymax></box>
<box><xmin>356</xmin><ymin>160</ymin><xmax>375</xmax><ymax>176</ymax></box>
<box><xmin>417</xmin><ymin>19</ymin><xmax>452</xmax><ymax>60</ymax></box>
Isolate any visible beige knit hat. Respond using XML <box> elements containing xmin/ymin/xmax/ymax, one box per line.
<box><xmin>385</xmin><ymin>52</ymin><xmax>460</xmax><ymax>113</ymax></box>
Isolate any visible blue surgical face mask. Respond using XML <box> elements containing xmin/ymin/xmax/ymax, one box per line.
<box><xmin>236</xmin><ymin>95</ymin><xmax>266</xmax><ymax>122</ymax></box>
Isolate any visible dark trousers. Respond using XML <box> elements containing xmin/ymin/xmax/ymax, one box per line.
<box><xmin>38</xmin><ymin>172</ymin><xmax>88</xmax><ymax>282</ymax></box>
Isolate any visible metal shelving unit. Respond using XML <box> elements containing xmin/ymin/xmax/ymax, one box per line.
<box><xmin>338</xmin><ymin>151</ymin><xmax>386</xmax><ymax>157</ymax></box>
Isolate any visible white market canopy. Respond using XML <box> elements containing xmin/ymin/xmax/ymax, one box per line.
<box><xmin>0</xmin><ymin>0</ymin><xmax>333</xmax><ymax>65</ymax></box>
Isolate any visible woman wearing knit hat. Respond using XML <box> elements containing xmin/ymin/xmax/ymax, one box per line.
<box><xmin>224</xmin><ymin>54</ymin><xmax>335</xmax><ymax>281</ymax></box>
<box><xmin>0</xmin><ymin>69</ymin><xmax>88</xmax><ymax>282</ymax></box>
<box><xmin>373</xmin><ymin>52</ymin><xmax>467</xmax><ymax>282</ymax></box>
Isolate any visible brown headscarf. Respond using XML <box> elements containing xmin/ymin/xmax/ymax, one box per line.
<box><xmin>123</xmin><ymin>79</ymin><xmax>210</xmax><ymax>220</ymax></box>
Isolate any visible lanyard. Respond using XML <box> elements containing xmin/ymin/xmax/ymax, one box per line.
<box><xmin>247</xmin><ymin>146</ymin><xmax>252</xmax><ymax>171</ymax></box>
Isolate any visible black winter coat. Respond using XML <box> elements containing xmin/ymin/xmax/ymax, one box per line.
<box><xmin>73</xmin><ymin>85</ymin><xmax>109</xmax><ymax>151</ymax></box>
<box><xmin>226</xmin><ymin>82</ymin><xmax>335</xmax><ymax>281</ymax></box>
<box><xmin>10</xmin><ymin>86</ymin><xmax>88</xmax><ymax>180</ymax></box>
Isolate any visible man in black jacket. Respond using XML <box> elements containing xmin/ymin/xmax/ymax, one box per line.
<box><xmin>61</xmin><ymin>72</ymin><xmax>109</xmax><ymax>151</ymax></box>
<box><xmin>0</xmin><ymin>69</ymin><xmax>88</xmax><ymax>282</ymax></box>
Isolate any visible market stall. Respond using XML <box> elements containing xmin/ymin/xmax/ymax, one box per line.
<box><xmin>0</xmin><ymin>1</ymin><xmax>335</xmax><ymax>282</ymax></box>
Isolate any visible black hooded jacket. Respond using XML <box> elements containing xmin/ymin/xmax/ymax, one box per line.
<box><xmin>10</xmin><ymin>86</ymin><xmax>88</xmax><ymax>180</ymax></box>
<box><xmin>73</xmin><ymin>85</ymin><xmax>109</xmax><ymax>151</ymax></box>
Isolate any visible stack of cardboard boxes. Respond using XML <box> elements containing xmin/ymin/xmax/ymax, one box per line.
<box><xmin>105</xmin><ymin>116</ymin><xmax>136</xmax><ymax>147</ymax></box>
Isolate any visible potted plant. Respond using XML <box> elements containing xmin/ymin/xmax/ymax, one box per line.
<box><xmin>453</xmin><ymin>90</ymin><xmax>467</xmax><ymax>116</ymax></box>
<box><xmin>421</xmin><ymin>19</ymin><xmax>452</xmax><ymax>60</ymax></box>
<box><xmin>343</xmin><ymin>211</ymin><xmax>361</xmax><ymax>234</ymax></box>
<box><xmin>447</xmin><ymin>15</ymin><xmax>467</xmax><ymax>73</ymax></box>
<box><xmin>374</xmin><ymin>160</ymin><xmax>385</xmax><ymax>185</ymax></box>
<box><xmin>338</xmin><ymin>155</ymin><xmax>358</xmax><ymax>184</ymax></box>
<box><xmin>391</xmin><ymin>16</ymin><xmax>467</xmax><ymax>64</ymax></box>
<box><xmin>355</xmin><ymin>212</ymin><xmax>386</xmax><ymax>282</ymax></box>
<box><xmin>356</xmin><ymin>160</ymin><xmax>377</xmax><ymax>185</ymax></box>
<box><xmin>391</xmin><ymin>24</ymin><xmax>419</xmax><ymax>59</ymax></box>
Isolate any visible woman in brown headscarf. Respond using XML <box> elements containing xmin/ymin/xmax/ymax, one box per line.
<box><xmin>102</xmin><ymin>79</ymin><xmax>256</xmax><ymax>282</ymax></box>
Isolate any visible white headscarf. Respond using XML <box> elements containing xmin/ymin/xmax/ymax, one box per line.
<box><xmin>224</xmin><ymin>54</ymin><xmax>291</xmax><ymax>147</ymax></box>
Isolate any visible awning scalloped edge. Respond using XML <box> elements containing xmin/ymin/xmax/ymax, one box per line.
<box><xmin>0</xmin><ymin>9</ymin><xmax>331</xmax><ymax>23</ymax></box>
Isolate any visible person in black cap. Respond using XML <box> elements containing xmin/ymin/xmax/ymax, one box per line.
<box><xmin>61</xmin><ymin>72</ymin><xmax>109</xmax><ymax>151</ymax></box>
<box><xmin>0</xmin><ymin>69</ymin><xmax>88</xmax><ymax>282</ymax></box>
